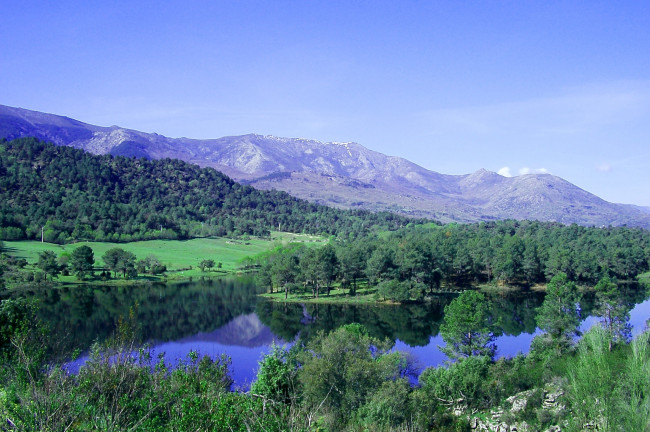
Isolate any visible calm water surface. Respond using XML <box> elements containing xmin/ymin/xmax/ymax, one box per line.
<box><xmin>30</xmin><ymin>277</ymin><xmax>650</xmax><ymax>389</ymax></box>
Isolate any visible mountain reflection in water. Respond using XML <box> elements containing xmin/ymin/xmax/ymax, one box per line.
<box><xmin>22</xmin><ymin>277</ymin><xmax>649</xmax><ymax>389</ymax></box>
<box><xmin>151</xmin><ymin>312</ymin><xmax>284</xmax><ymax>390</ymax></box>
<box><xmin>175</xmin><ymin>313</ymin><xmax>280</xmax><ymax>348</ymax></box>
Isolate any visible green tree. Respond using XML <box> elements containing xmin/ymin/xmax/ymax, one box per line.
<box><xmin>37</xmin><ymin>250</ymin><xmax>60</xmax><ymax>280</ymax></box>
<box><xmin>337</xmin><ymin>242</ymin><xmax>366</xmax><ymax>295</ymax></box>
<box><xmin>376</xmin><ymin>279</ymin><xmax>410</xmax><ymax>302</ymax></box>
<box><xmin>144</xmin><ymin>254</ymin><xmax>165</xmax><ymax>275</ymax></box>
<box><xmin>135</xmin><ymin>258</ymin><xmax>148</xmax><ymax>274</ymax></box>
<box><xmin>57</xmin><ymin>252</ymin><xmax>70</xmax><ymax>276</ymax></box>
<box><xmin>419</xmin><ymin>355</ymin><xmax>492</xmax><ymax>410</ymax></box>
<box><xmin>250</xmin><ymin>343</ymin><xmax>300</xmax><ymax>405</ymax></box>
<box><xmin>102</xmin><ymin>247</ymin><xmax>124</xmax><ymax>278</ymax></box>
<box><xmin>366</xmin><ymin>246</ymin><xmax>395</xmax><ymax>286</ymax></box>
<box><xmin>536</xmin><ymin>272</ymin><xmax>582</xmax><ymax>353</ymax></box>
<box><xmin>544</xmin><ymin>247</ymin><xmax>574</xmax><ymax>280</ymax></box>
<box><xmin>358</xmin><ymin>378</ymin><xmax>412</xmax><ymax>428</ymax></box>
<box><xmin>494</xmin><ymin>235</ymin><xmax>525</xmax><ymax>284</ymax></box>
<box><xmin>299</xmin><ymin>248</ymin><xmax>322</xmax><ymax>298</ymax></box>
<box><xmin>593</xmin><ymin>276</ymin><xmax>631</xmax><ymax>351</ymax></box>
<box><xmin>198</xmin><ymin>259</ymin><xmax>215</xmax><ymax>272</ymax></box>
<box><xmin>298</xmin><ymin>323</ymin><xmax>406</xmax><ymax>428</ymax></box>
<box><xmin>70</xmin><ymin>245</ymin><xmax>94</xmax><ymax>280</ymax></box>
<box><xmin>255</xmin><ymin>262</ymin><xmax>274</xmax><ymax>293</ymax></box>
<box><xmin>439</xmin><ymin>290</ymin><xmax>495</xmax><ymax>360</ymax></box>
<box><xmin>115</xmin><ymin>250</ymin><xmax>136</xmax><ymax>278</ymax></box>
<box><xmin>271</xmin><ymin>252</ymin><xmax>299</xmax><ymax>299</ymax></box>
<box><xmin>318</xmin><ymin>244</ymin><xmax>339</xmax><ymax>296</ymax></box>
<box><xmin>0</xmin><ymin>298</ymin><xmax>39</xmax><ymax>357</ymax></box>
<box><xmin>521</xmin><ymin>239</ymin><xmax>542</xmax><ymax>284</ymax></box>
<box><xmin>102</xmin><ymin>248</ymin><xmax>136</xmax><ymax>278</ymax></box>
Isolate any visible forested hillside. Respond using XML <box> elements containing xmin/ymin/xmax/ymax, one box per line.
<box><xmin>0</xmin><ymin>138</ymin><xmax>420</xmax><ymax>243</ymax></box>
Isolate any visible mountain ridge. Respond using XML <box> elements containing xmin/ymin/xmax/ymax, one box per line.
<box><xmin>2</xmin><ymin>103</ymin><xmax>649</xmax><ymax>228</ymax></box>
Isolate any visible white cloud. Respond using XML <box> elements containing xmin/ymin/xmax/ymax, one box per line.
<box><xmin>597</xmin><ymin>163</ymin><xmax>612</xmax><ymax>172</ymax></box>
<box><xmin>497</xmin><ymin>167</ymin><xmax>512</xmax><ymax>177</ymax></box>
<box><xmin>518</xmin><ymin>167</ymin><xmax>550</xmax><ymax>175</ymax></box>
<box><xmin>498</xmin><ymin>166</ymin><xmax>551</xmax><ymax>177</ymax></box>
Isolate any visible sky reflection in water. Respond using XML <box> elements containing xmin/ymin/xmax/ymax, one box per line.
<box><xmin>151</xmin><ymin>297</ymin><xmax>650</xmax><ymax>389</ymax></box>
<box><xmin>58</xmin><ymin>279</ymin><xmax>649</xmax><ymax>390</ymax></box>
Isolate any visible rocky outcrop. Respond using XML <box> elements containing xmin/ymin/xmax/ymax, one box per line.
<box><xmin>468</xmin><ymin>384</ymin><xmax>566</xmax><ymax>432</ymax></box>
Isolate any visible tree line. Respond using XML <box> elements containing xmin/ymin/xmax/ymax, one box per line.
<box><xmin>255</xmin><ymin>220</ymin><xmax>650</xmax><ymax>300</ymax></box>
<box><xmin>0</xmin><ymin>244</ymin><xmax>168</xmax><ymax>288</ymax></box>
<box><xmin>0</xmin><ymin>137</ymin><xmax>422</xmax><ymax>243</ymax></box>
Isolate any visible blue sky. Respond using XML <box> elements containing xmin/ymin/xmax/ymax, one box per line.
<box><xmin>2</xmin><ymin>1</ymin><xmax>650</xmax><ymax>205</ymax></box>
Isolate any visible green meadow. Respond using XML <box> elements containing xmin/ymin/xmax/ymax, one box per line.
<box><xmin>3</xmin><ymin>232</ymin><xmax>326</xmax><ymax>282</ymax></box>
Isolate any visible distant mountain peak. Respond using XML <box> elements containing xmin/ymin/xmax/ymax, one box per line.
<box><xmin>468</xmin><ymin>168</ymin><xmax>499</xmax><ymax>178</ymax></box>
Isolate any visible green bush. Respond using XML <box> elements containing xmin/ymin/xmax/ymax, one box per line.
<box><xmin>357</xmin><ymin>378</ymin><xmax>412</xmax><ymax>428</ymax></box>
<box><xmin>298</xmin><ymin>323</ymin><xmax>404</xmax><ymax>429</ymax></box>
<box><xmin>250</xmin><ymin>343</ymin><xmax>300</xmax><ymax>405</ymax></box>
<box><xmin>419</xmin><ymin>355</ymin><xmax>492</xmax><ymax>410</ymax></box>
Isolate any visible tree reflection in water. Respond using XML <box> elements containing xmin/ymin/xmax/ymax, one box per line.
<box><xmin>15</xmin><ymin>278</ymin><xmax>648</xmax><ymax>387</ymax></box>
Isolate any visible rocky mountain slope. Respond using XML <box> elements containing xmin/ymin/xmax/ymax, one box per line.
<box><xmin>2</xmin><ymin>103</ymin><xmax>649</xmax><ymax>228</ymax></box>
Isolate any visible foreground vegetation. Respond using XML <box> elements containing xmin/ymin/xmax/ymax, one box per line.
<box><xmin>0</xmin><ymin>279</ymin><xmax>648</xmax><ymax>431</ymax></box>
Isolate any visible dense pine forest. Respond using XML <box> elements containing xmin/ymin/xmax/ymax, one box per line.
<box><xmin>0</xmin><ymin>137</ymin><xmax>419</xmax><ymax>243</ymax></box>
<box><xmin>255</xmin><ymin>221</ymin><xmax>650</xmax><ymax>300</ymax></box>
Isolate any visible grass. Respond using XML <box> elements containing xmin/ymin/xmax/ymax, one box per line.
<box><xmin>261</xmin><ymin>285</ymin><xmax>383</xmax><ymax>304</ymax></box>
<box><xmin>3</xmin><ymin>232</ymin><xmax>327</xmax><ymax>284</ymax></box>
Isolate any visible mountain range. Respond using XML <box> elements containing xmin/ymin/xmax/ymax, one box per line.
<box><xmin>2</xmin><ymin>103</ymin><xmax>649</xmax><ymax>228</ymax></box>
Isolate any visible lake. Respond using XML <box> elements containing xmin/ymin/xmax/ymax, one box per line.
<box><xmin>29</xmin><ymin>277</ymin><xmax>650</xmax><ymax>389</ymax></box>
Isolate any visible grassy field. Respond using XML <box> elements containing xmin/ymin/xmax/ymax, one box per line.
<box><xmin>261</xmin><ymin>286</ymin><xmax>383</xmax><ymax>305</ymax></box>
<box><xmin>3</xmin><ymin>232</ymin><xmax>326</xmax><ymax>283</ymax></box>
